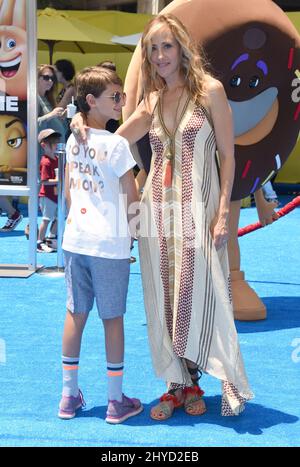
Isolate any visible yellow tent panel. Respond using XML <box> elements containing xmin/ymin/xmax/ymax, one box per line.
<box><xmin>38</xmin><ymin>9</ymin><xmax>151</xmax><ymax>81</ymax></box>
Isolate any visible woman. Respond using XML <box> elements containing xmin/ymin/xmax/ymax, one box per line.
<box><xmin>55</xmin><ymin>59</ymin><xmax>76</xmax><ymax>109</ymax></box>
<box><xmin>71</xmin><ymin>14</ymin><xmax>253</xmax><ymax>419</ymax></box>
<box><xmin>38</xmin><ymin>64</ymin><xmax>65</xmax><ymax>146</ymax></box>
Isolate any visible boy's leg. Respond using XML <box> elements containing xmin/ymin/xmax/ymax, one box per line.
<box><xmin>62</xmin><ymin>309</ymin><xmax>89</xmax><ymax>397</ymax></box>
<box><xmin>38</xmin><ymin>219</ymin><xmax>49</xmax><ymax>243</ymax></box>
<box><xmin>49</xmin><ymin>218</ymin><xmax>57</xmax><ymax>237</ymax></box>
<box><xmin>58</xmin><ymin>310</ymin><xmax>89</xmax><ymax>419</ymax></box>
<box><xmin>59</xmin><ymin>251</ymin><xmax>93</xmax><ymax>419</ymax></box>
<box><xmin>103</xmin><ymin>316</ymin><xmax>143</xmax><ymax>424</ymax></box>
<box><xmin>103</xmin><ymin>317</ymin><xmax>124</xmax><ymax>403</ymax></box>
<box><xmin>0</xmin><ymin>196</ymin><xmax>15</xmax><ymax>216</ymax></box>
<box><xmin>63</xmin><ymin>309</ymin><xmax>89</xmax><ymax>359</ymax></box>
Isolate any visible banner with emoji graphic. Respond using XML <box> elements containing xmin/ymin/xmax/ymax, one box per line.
<box><xmin>0</xmin><ymin>0</ymin><xmax>27</xmax><ymax>186</ymax></box>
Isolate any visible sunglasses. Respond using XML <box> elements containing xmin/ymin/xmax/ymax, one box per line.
<box><xmin>104</xmin><ymin>91</ymin><xmax>126</xmax><ymax>104</ymax></box>
<box><xmin>41</xmin><ymin>75</ymin><xmax>55</xmax><ymax>82</ymax></box>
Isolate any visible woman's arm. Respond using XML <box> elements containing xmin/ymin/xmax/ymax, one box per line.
<box><xmin>135</xmin><ymin>168</ymin><xmax>147</xmax><ymax>195</ymax></box>
<box><xmin>116</xmin><ymin>100</ymin><xmax>152</xmax><ymax>145</ymax></box>
<box><xmin>205</xmin><ymin>78</ymin><xmax>235</xmax><ymax>250</ymax></box>
<box><xmin>37</xmin><ymin>107</ymin><xmax>65</xmax><ymax>124</ymax></box>
<box><xmin>57</xmin><ymin>85</ymin><xmax>75</xmax><ymax>109</ymax></box>
<box><xmin>120</xmin><ymin>169</ymin><xmax>139</xmax><ymax>238</ymax></box>
<box><xmin>70</xmin><ymin>97</ymin><xmax>154</xmax><ymax>145</ymax></box>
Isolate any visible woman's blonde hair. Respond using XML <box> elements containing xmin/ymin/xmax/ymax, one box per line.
<box><xmin>141</xmin><ymin>14</ymin><xmax>209</xmax><ymax>104</ymax></box>
<box><xmin>38</xmin><ymin>64</ymin><xmax>58</xmax><ymax>108</ymax></box>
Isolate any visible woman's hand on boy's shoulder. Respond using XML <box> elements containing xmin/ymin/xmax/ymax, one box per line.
<box><xmin>70</xmin><ymin>112</ymin><xmax>89</xmax><ymax>144</ymax></box>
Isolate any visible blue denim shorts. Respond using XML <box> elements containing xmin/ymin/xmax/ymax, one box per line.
<box><xmin>63</xmin><ymin>250</ymin><xmax>130</xmax><ymax>319</ymax></box>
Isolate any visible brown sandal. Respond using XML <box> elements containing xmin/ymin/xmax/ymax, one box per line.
<box><xmin>183</xmin><ymin>385</ymin><xmax>206</xmax><ymax>416</ymax></box>
<box><xmin>150</xmin><ymin>392</ymin><xmax>184</xmax><ymax>421</ymax></box>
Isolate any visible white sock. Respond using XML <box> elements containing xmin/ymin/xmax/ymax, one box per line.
<box><xmin>107</xmin><ymin>361</ymin><xmax>124</xmax><ymax>402</ymax></box>
<box><xmin>62</xmin><ymin>355</ymin><xmax>79</xmax><ymax>397</ymax></box>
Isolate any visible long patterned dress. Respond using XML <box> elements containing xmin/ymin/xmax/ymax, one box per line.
<box><xmin>138</xmin><ymin>97</ymin><xmax>254</xmax><ymax>415</ymax></box>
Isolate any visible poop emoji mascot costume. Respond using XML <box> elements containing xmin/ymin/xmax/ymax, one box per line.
<box><xmin>123</xmin><ymin>0</ymin><xmax>300</xmax><ymax>321</ymax></box>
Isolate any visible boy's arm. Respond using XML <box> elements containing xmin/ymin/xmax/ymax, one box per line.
<box><xmin>40</xmin><ymin>162</ymin><xmax>58</xmax><ymax>185</ymax></box>
<box><xmin>41</xmin><ymin>178</ymin><xmax>57</xmax><ymax>185</ymax></box>
<box><xmin>64</xmin><ymin>162</ymin><xmax>71</xmax><ymax>211</ymax></box>
<box><xmin>120</xmin><ymin>169</ymin><xmax>139</xmax><ymax>238</ymax></box>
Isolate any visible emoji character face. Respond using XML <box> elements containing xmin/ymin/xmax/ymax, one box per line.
<box><xmin>0</xmin><ymin>114</ymin><xmax>27</xmax><ymax>172</ymax></box>
<box><xmin>126</xmin><ymin>0</ymin><xmax>300</xmax><ymax>200</ymax></box>
<box><xmin>164</xmin><ymin>0</ymin><xmax>300</xmax><ymax>200</ymax></box>
<box><xmin>0</xmin><ymin>0</ymin><xmax>27</xmax><ymax>99</ymax></box>
<box><xmin>203</xmin><ymin>21</ymin><xmax>300</xmax><ymax>199</ymax></box>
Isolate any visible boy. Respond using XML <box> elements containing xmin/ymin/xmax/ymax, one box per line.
<box><xmin>37</xmin><ymin>129</ymin><xmax>61</xmax><ymax>253</ymax></box>
<box><xmin>59</xmin><ymin>67</ymin><xmax>142</xmax><ymax>423</ymax></box>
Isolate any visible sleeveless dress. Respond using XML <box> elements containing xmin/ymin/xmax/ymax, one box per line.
<box><xmin>138</xmin><ymin>97</ymin><xmax>254</xmax><ymax>415</ymax></box>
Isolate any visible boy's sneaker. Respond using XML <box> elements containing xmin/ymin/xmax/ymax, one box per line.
<box><xmin>105</xmin><ymin>394</ymin><xmax>143</xmax><ymax>424</ymax></box>
<box><xmin>45</xmin><ymin>237</ymin><xmax>57</xmax><ymax>250</ymax></box>
<box><xmin>58</xmin><ymin>389</ymin><xmax>86</xmax><ymax>419</ymax></box>
<box><xmin>0</xmin><ymin>210</ymin><xmax>23</xmax><ymax>232</ymax></box>
<box><xmin>37</xmin><ymin>242</ymin><xmax>55</xmax><ymax>253</ymax></box>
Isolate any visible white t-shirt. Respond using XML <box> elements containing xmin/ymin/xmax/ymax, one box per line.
<box><xmin>62</xmin><ymin>129</ymin><xmax>136</xmax><ymax>259</ymax></box>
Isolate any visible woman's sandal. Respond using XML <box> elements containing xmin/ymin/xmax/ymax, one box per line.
<box><xmin>183</xmin><ymin>385</ymin><xmax>206</xmax><ymax>416</ymax></box>
<box><xmin>184</xmin><ymin>366</ymin><xmax>206</xmax><ymax>416</ymax></box>
<box><xmin>150</xmin><ymin>391</ymin><xmax>184</xmax><ymax>421</ymax></box>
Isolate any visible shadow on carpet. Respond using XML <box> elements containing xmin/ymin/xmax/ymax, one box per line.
<box><xmin>236</xmin><ymin>296</ymin><xmax>300</xmax><ymax>333</ymax></box>
<box><xmin>77</xmin><ymin>397</ymin><xmax>298</xmax><ymax>436</ymax></box>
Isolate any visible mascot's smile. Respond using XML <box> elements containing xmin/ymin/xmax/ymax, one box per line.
<box><xmin>229</xmin><ymin>87</ymin><xmax>279</xmax><ymax>144</ymax></box>
<box><xmin>0</xmin><ymin>54</ymin><xmax>21</xmax><ymax>78</ymax></box>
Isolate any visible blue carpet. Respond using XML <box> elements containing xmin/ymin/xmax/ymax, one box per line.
<box><xmin>0</xmin><ymin>195</ymin><xmax>299</xmax><ymax>447</ymax></box>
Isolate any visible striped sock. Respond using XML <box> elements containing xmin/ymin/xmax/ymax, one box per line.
<box><xmin>62</xmin><ymin>355</ymin><xmax>79</xmax><ymax>397</ymax></box>
<box><xmin>107</xmin><ymin>362</ymin><xmax>124</xmax><ymax>402</ymax></box>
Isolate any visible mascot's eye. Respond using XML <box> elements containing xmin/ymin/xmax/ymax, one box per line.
<box><xmin>6</xmin><ymin>38</ymin><xmax>16</xmax><ymax>49</ymax></box>
<box><xmin>7</xmin><ymin>137</ymin><xmax>24</xmax><ymax>149</ymax></box>
<box><xmin>230</xmin><ymin>75</ymin><xmax>242</xmax><ymax>87</ymax></box>
<box><xmin>249</xmin><ymin>76</ymin><xmax>260</xmax><ymax>88</ymax></box>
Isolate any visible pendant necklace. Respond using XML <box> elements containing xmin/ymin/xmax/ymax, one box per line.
<box><xmin>159</xmin><ymin>86</ymin><xmax>190</xmax><ymax>187</ymax></box>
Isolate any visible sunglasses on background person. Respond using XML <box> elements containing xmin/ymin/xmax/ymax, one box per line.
<box><xmin>104</xmin><ymin>91</ymin><xmax>126</xmax><ymax>104</ymax></box>
<box><xmin>40</xmin><ymin>74</ymin><xmax>55</xmax><ymax>82</ymax></box>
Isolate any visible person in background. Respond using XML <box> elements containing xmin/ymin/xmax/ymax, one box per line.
<box><xmin>262</xmin><ymin>180</ymin><xmax>279</xmax><ymax>206</ymax></box>
<box><xmin>38</xmin><ymin>65</ymin><xmax>66</xmax><ymax>153</ymax></box>
<box><xmin>37</xmin><ymin>129</ymin><xmax>61</xmax><ymax>253</ymax></box>
<box><xmin>0</xmin><ymin>196</ymin><xmax>23</xmax><ymax>232</ymax></box>
<box><xmin>97</xmin><ymin>60</ymin><xmax>117</xmax><ymax>72</ymax></box>
<box><xmin>55</xmin><ymin>59</ymin><xmax>76</xmax><ymax>109</ymax></box>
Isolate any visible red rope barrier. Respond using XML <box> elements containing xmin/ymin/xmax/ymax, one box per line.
<box><xmin>238</xmin><ymin>195</ymin><xmax>300</xmax><ymax>237</ymax></box>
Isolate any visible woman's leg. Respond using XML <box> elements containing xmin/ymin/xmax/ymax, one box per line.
<box><xmin>183</xmin><ymin>358</ymin><xmax>206</xmax><ymax>416</ymax></box>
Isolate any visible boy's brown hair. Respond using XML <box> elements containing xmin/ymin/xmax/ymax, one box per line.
<box><xmin>75</xmin><ymin>66</ymin><xmax>123</xmax><ymax>114</ymax></box>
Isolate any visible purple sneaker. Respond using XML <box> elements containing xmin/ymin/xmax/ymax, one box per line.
<box><xmin>58</xmin><ymin>389</ymin><xmax>86</xmax><ymax>419</ymax></box>
<box><xmin>106</xmin><ymin>393</ymin><xmax>143</xmax><ymax>424</ymax></box>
